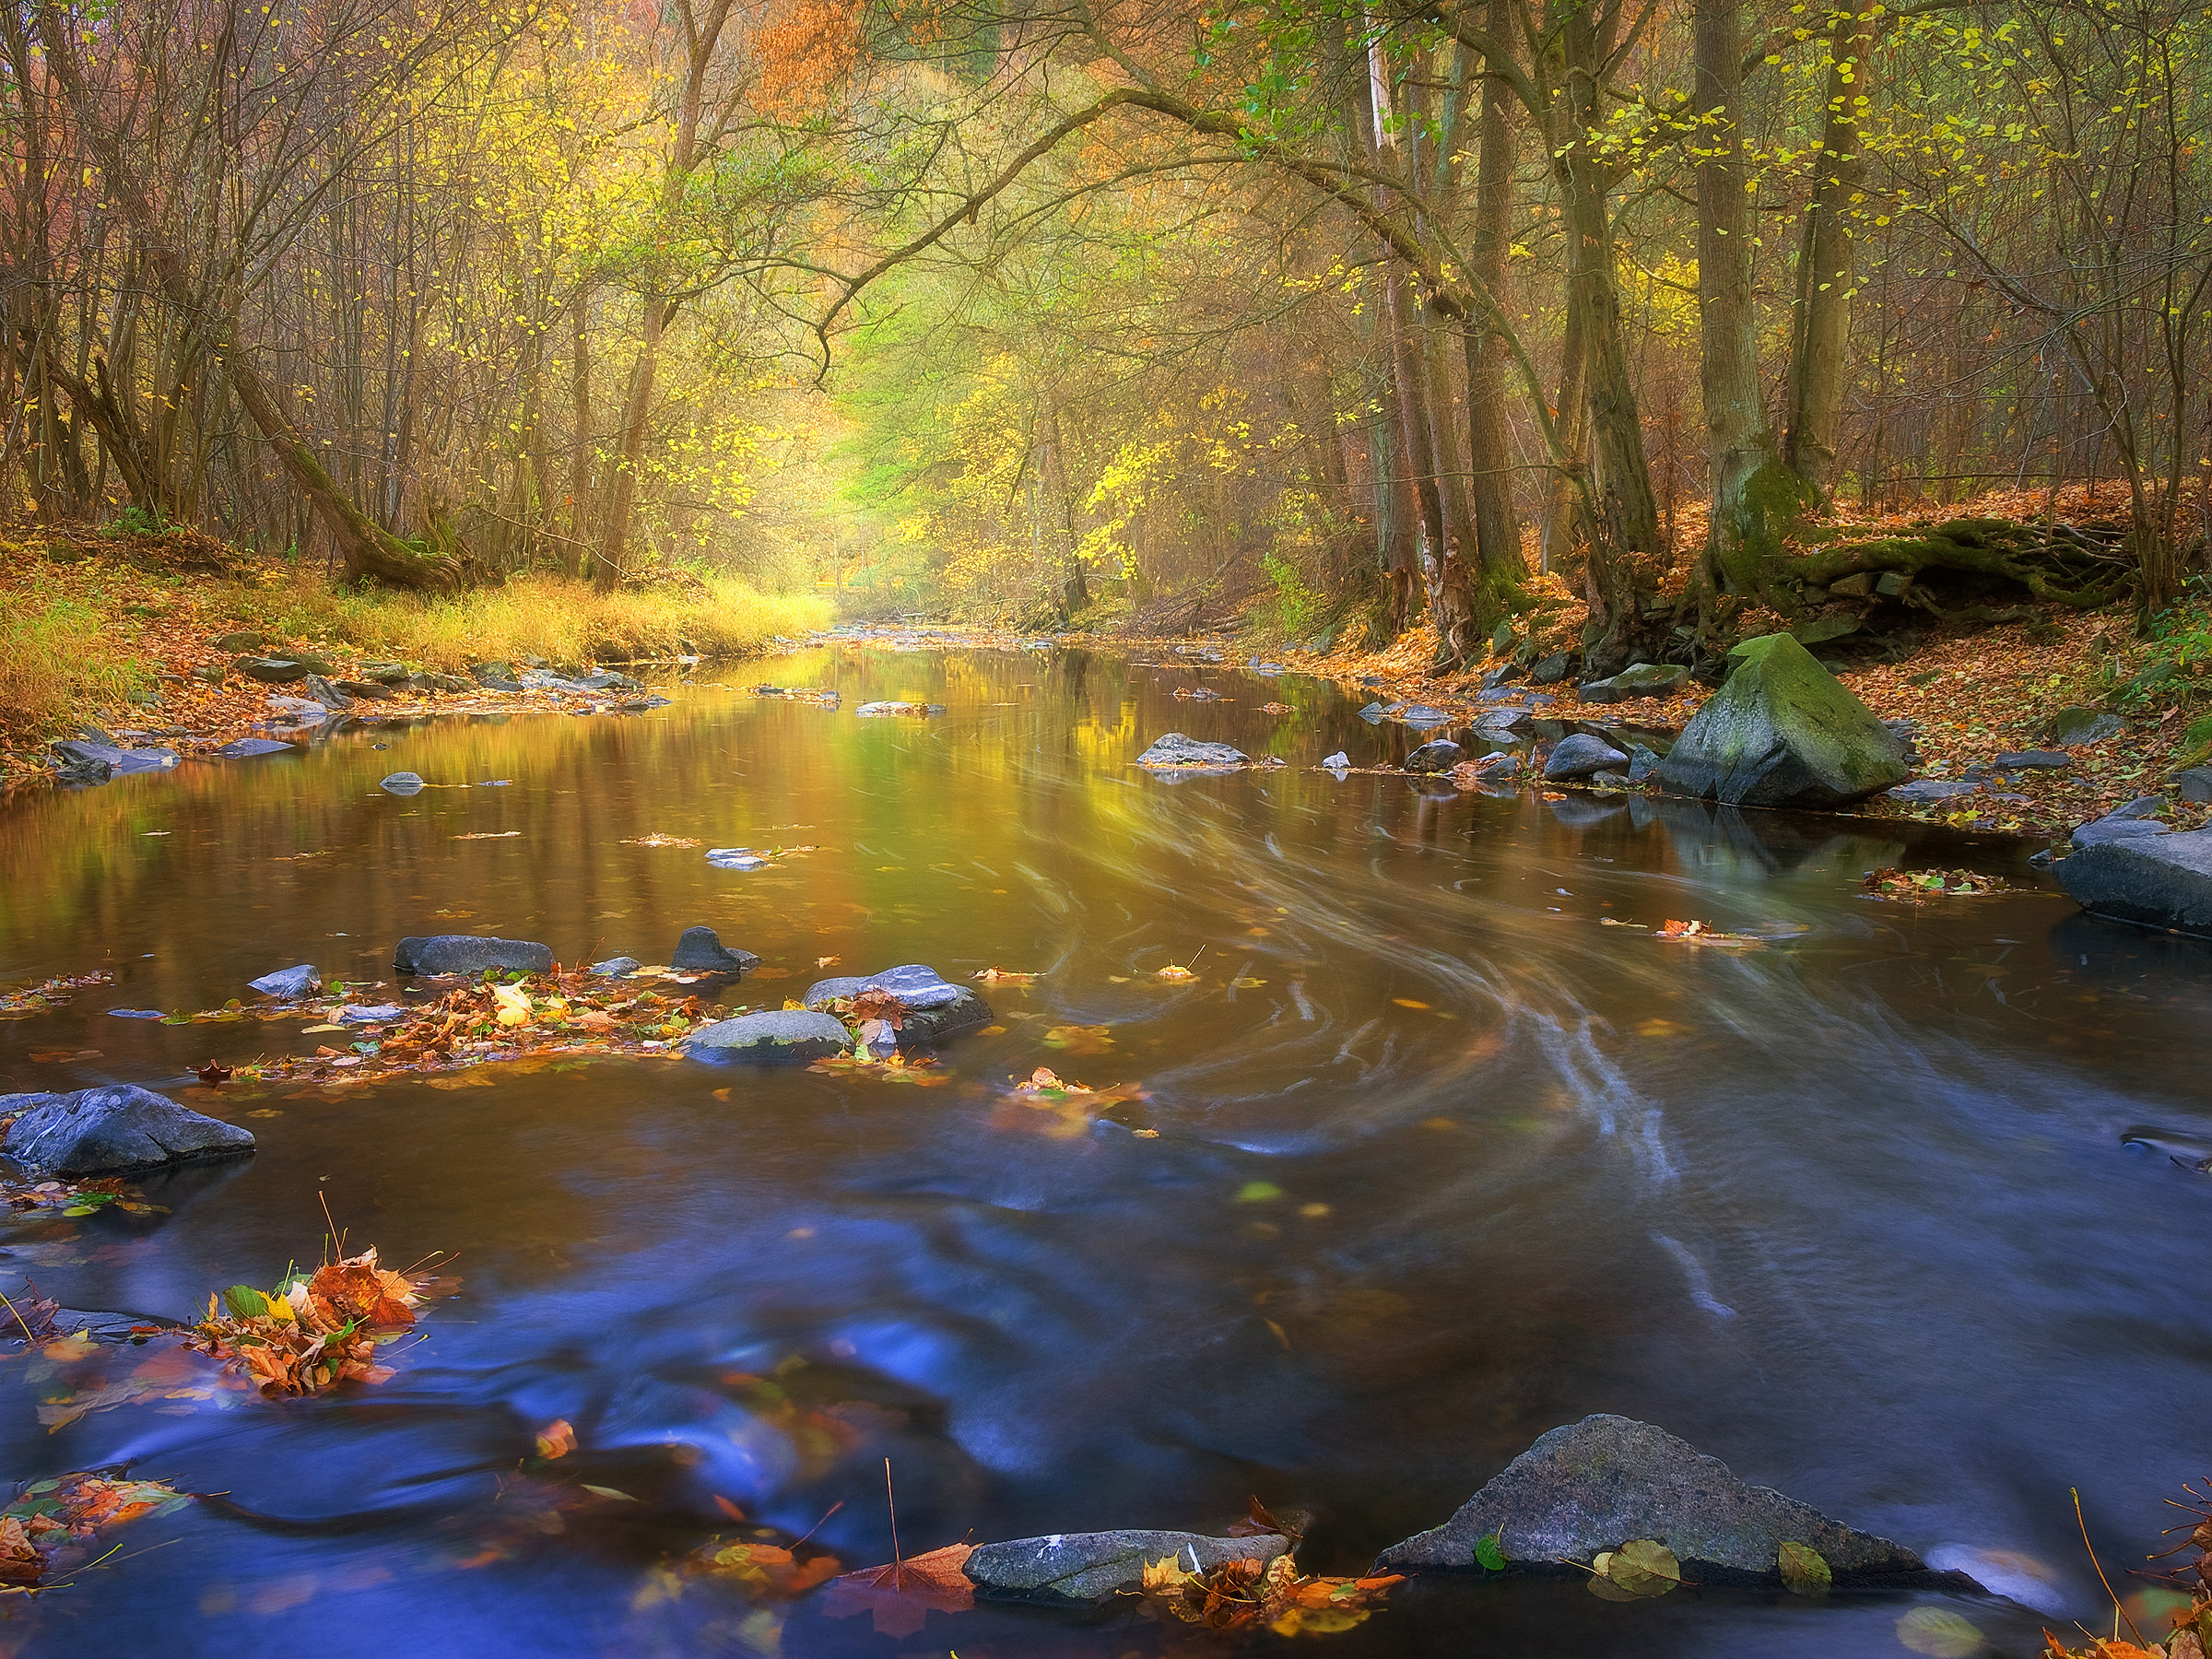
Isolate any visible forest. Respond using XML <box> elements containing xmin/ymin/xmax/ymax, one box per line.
<box><xmin>0</xmin><ymin>0</ymin><xmax>2204</xmax><ymax>678</ymax></box>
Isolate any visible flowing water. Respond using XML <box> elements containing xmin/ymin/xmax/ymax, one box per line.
<box><xmin>2</xmin><ymin>642</ymin><xmax>2207</xmax><ymax>1657</ymax></box>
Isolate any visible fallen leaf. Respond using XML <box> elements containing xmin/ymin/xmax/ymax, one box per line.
<box><xmin>196</xmin><ymin>1061</ymin><xmax>234</xmax><ymax>1085</ymax></box>
<box><xmin>535</xmin><ymin>1418</ymin><xmax>576</xmax><ymax>1460</ymax></box>
<box><xmin>821</xmin><ymin>1543</ymin><xmax>975</xmax><ymax>1638</ymax></box>
<box><xmin>1779</xmin><ymin>1539</ymin><xmax>1830</xmax><ymax>1598</ymax></box>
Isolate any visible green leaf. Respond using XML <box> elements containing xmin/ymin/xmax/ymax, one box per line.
<box><xmin>1605</xmin><ymin>1538</ymin><xmax>1682</xmax><ymax>1597</ymax></box>
<box><xmin>1474</xmin><ymin>1530</ymin><xmax>1507</xmax><ymax>1571</ymax></box>
<box><xmin>1778</xmin><ymin>1539</ymin><xmax>1830</xmax><ymax>1597</ymax></box>
<box><xmin>61</xmin><ymin>1205</ymin><xmax>97</xmax><ymax>1217</ymax></box>
<box><xmin>1234</xmin><ymin>1181</ymin><xmax>1283</xmax><ymax>1204</ymax></box>
<box><xmin>1895</xmin><ymin>1606</ymin><xmax>1983</xmax><ymax>1657</ymax></box>
<box><xmin>222</xmin><ymin>1284</ymin><xmax>271</xmax><ymax>1320</ymax></box>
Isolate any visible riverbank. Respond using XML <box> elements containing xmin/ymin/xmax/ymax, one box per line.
<box><xmin>1253</xmin><ymin>607</ymin><xmax>2212</xmax><ymax>843</ymax></box>
<box><xmin>0</xmin><ymin>523</ymin><xmax>834</xmax><ymax>781</ymax></box>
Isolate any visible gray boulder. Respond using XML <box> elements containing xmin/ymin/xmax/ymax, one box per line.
<box><xmin>1887</xmin><ymin>779</ymin><xmax>1978</xmax><ymax>805</ymax></box>
<box><xmin>2055</xmin><ymin>826</ymin><xmax>2212</xmax><ymax>937</ymax></box>
<box><xmin>2053</xmin><ymin>707</ymin><xmax>2123</xmax><ymax>747</ymax></box>
<box><xmin>966</xmin><ymin>1530</ymin><xmax>1292</xmax><ymax>1605</ymax></box>
<box><xmin>334</xmin><ymin>679</ymin><xmax>396</xmax><ymax>701</ymax></box>
<box><xmin>379</xmin><ymin>771</ymin><xmax>425</xmax><ymax>795</ymax></box>
<box><xmin>214</xmin><ymin>630</ymin><xmax>264</xmax><ymax>653</ymax></box>
<box><xmin>669</xmin><ymin>926</ymin><xmax>758</xmax><ymax>973</ymax></box>
<box><xmin>1626</xmin><ymin>745</ymin><xmax>1664</xmax><ymax>785</ymax></box>
<box><xmin>234</xmin><ymin>657</ymin><xmax>312</xmax><ymax>684</ymax></box>
<box><xmin>1405</xmin><ymin>739</ymin><xmax>1464</xmax><ymax>773</ymax></box>
<box><xmin>1375</xmin><ymin>1415</ymin><xmax>1926</xmax><ymax>1584</ymax></box>
<box><xmin>591</xmin><ymin>957</ymin><xmax>642</xmax><ymax>977</ymax></box>
<box><xmin>393</xmin><ymin>935</ymin><xmax>554</xmax><ymax>976</ymax></box>
<box><xmin>2072</xmin><ymin>816</ymin><xmax>2170</xmax><ymax>849</ymax></box>
<box><xmin>1545</xmin><ymin>734</ymin><xmax>1630</xmax><ymax>781</ymax></box>
<box><xmin>1530</xmin><ymin>652</ymin><xmax>1575</xmax><ymax>685</ymax></box>
<box><xmin>249</xmin><ymin>964</ymin><xmax>321</xmax><ymax>998</ymax></box>
<box><xmin>684</xmin><ymin>1008</ymin><xmax>850</xmax><ymax>1064</ymax></box>
<box><xmin>302</xmin><ymin>674</ymin><xmax>354</xmax><ymax>710</ymax></box>
<box><xmin>1</xmin><ymin>1086</ymin><xmax>255</xmax><ymax>1177</ymax></box>
<box><xmin>1397</xmin><ymin>704</ymin><xmax>1453</xmax><ymax>729</ymax></box>
<box><xmin>471</xmin><ymin>662</ymin><xmax>524</xmax><ymax>691</ymax></box>
<box><xmin>1137</xmin><ymin>733</ymin><xmax>1248</xmax><ymax>769</ymax></box>
<box><xmin>2174</xmin><ymin>767</ymin><xmax>2212</xmax><ymax>804</ymax></box>
<box><xmin>1655</xmin><ymin>633</ymin><xmax>1908</xmax><ymax>808</ymax></box>
<box><xmin>1579</xmin><ymin>663</ymin><xmax>1688</xmax><ymax>704</ymax></box>
<box><xmin>804</xmin><ymin>964</ymin><xmax>991</xmax><ymax>1049</ymax></box>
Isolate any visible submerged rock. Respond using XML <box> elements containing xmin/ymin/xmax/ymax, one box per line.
<box><xmin>52</xmin><ymin>739</ymin><xmax>179</xmax><ymax>776</ymax></box>
<box><xmin>336</xmin><ymin>1004</ymin><xmax>406</xmax><ymax>1024</ymax></box>
<box><xmin>393</xmin><ymin>935</ymin><xmax>555</xmax><ymax>976</ymax></box>
<box><xmin>1137</xmin><ymin>733</ymin><xmax>1248</xmax><ymax>769</ymax></box>
<box><xmin>2055</xmin><ymin>825</ymin><xmax>2212</xmax><ymax>937</ymax></box>
<box><xmin>684</xmin><ymin>1008</ymin><xmax>850</xmax><ymax>1064</ymax></box>
<box><xmin>1579</xmin><ymin>663</ymin><xmax>1688</xmax><ymax>704</ymax></box>
<box><xmin>379</xmin><ymin>771</ymin><xmax>426</xmax><ymax>795</ymax></box>
<box><xmin>804</xmin><ymin>964</ymin><xmax>991</xmax><ymax>1049</ymax></box>
<box><xmin>1655</xmin><ymin>633</ymin><xmax>1907</xmax><ymax>809</ymax></box>
<box><xmin>0</xmin><ymin>1085</ymin><xmax>255</xmax><ymax>1177</ymax></box>
<box><xmin>1544</xmin><ymin>734</ymin><xmax>1630</xmax><ymax>781</ymax></box>
<box><xmin>249</xmin><ymin>964</ymin><xmax>321</xmax><ymax>999</ymax></box>
<box><xmin>966</xmin><ymin>1530</ymin><xmax>1292</xmax><ymax>1605</ymax></box>
<box><xmin>669</xmin><ymin>926</ymin><xmax>758</xmax><ymax>973</ymax></box>
<box><xmin>214</xmin><ymin>738</ymin><xmax>296</xmax><ymax>759</ymax></box>
<box><xmin>1374</xmin><ymin>1414</ymin><xmax>1927</xmax><ymax>1584</ymax></box>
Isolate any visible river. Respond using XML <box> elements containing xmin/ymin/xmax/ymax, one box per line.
<box><xmin>1</xmin><ymin>641</ymin><xmax>2205</xmax><ymax>1655</ymax></box>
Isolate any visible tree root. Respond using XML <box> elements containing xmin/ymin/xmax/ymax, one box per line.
<box><xmin>1780</xmin><ymin>515</ymin><xmax>2131</xmax><ymax>608</ymax></box>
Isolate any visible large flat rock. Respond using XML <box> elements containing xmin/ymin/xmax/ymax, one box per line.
<box><xmin>1</xmin><ymin>1085</ymin><xmax>255</xmax><ymax>1177</ymax></box>
<box><xmin>966</xmin><ymin>1529</ymin><xmax>1291</xmax><ymax>1604</ymax></box>
<box><xmin>1375</xmin><ymin>1415</ymin><xmax>1925</xmax><ymax>1584</ymax></box>
<box><xmin>2055</xmin><ymin>826</ymin><xmax>2212</xmax><ymax>938</ymax></box>
<box><xmin>684</xmin><ymin>1009</ymin><xmax>850</xmax><ymax>1064</ymax></box>
<box><xmin>394</xmin><ymin>935</ymin><xmax>554</xmax><ymax>975</ymax></box>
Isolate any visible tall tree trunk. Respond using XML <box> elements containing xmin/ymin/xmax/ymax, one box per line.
<box><xmin>36</xmin><ymin>2</ymin><xmax>458</xmax><ymax>591</ymax></box>
<box><xmin>596</xmin><ymin>0</ymin><xmax>735</xmax><ymax>587</ymax></box>
<box><xmin>1557</xmin><ymin>12</ymin><xmax>1663</xmax><ymax>675</ymax></box>
<box><xmin>569</xmin><ymin>283</ymin><xmax>593</xmax><ymax>579</ymax></box>
<box><xmin>1463</xmin><ymin>0</ymin><xmax>1527</xmax><ymax>622</ymax></box>
<box><xmin>1692</xmin><ymin>0</ymin><xmax>1804</xmax><ymax>606</ymax></box>
<box><xmin>1540</xmin><ymin>289</ymin><xmax>1592</xmax><ymax>576</ymax></box>
<box><xmin>1783</xmin><ymin>0</ymin><xmax>1879</xmax><ymax>499</ymax></box>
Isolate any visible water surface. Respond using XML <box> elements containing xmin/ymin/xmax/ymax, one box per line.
<box><xmin>2</xmin><ymin>643</ymin><xmax>2206</xmax><ymax>1656</ymax></box>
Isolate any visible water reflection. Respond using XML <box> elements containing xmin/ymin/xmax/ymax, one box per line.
<box><xmin>0</xmin><ymin>644</ymin><xmax>2205</xmax><ymax>1655</ymax></box>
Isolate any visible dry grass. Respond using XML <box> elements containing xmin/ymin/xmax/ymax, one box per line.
<box><xmin>0</xmin><ymin>564</ymin><xmax>157</xmax><ymax>736</ymax></box>
<box><xmin>229</xmin><ymin>569</ymin><xmax>831</xmax><ymax>669</ymax></box>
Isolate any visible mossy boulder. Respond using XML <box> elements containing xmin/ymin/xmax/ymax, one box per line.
<box><xmin>1655</xmin><ymin>633</ymin><xmax>1907</xmax><ymax>809</ymax></box>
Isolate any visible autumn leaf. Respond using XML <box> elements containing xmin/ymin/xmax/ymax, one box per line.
<box><xmin>1588</xmin><ymin>1538</ymin><xmax>1682</xmax><ymax>1599</ymax></box>
<box><xmin>535</xmin><ymin>1418</ymin><xmax>576</xmax><ymax>1460</ymax></box>
<box><xmin>820</xmin><ymin>1542</ymin><xmax>975</xmax><ymax>1637</ymax></box>
<box><xmin>971</xmin><ymin>966</ymin><xmax>1037</xmax><ymax>984</ymax></box>
<box><xmin>1156</xmin><ymin>963</ymin><xmax>1197</xmax><ymax>982</ymax></box>
<box><xmin>1778</xmin><ymin>1539</ymin><xmax>1830</xmax><ymax>1597</ymax></box>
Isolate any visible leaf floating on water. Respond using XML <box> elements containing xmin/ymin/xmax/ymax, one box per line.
<box><xmin>535</xmin><ymin>1418</ymin><xmax>576</xmax><ymax>1460</ymax></box>
<box><xmin>1137</xmin><ymin>1550</ymin><xmax>1403</xmax><ymax>1636</ymax></box>
<box><xmin>1861</xmin><ymin>865</ymin><xmax>2007</xmax><ymax>900</ymax></box>
<box><xmin>451</xmin><ymin>830</ymin><xmax>523</xmax><ymax>841</ymax></box>
<box><xmin>1235</xmin><ymin>1182</ymin><xmax>1283</xmax><ymax>1204</ymax></box>
<box><xmin>0</xmin><ymin>1471</ymin><xmax>192</xmax><ymax>1590</ymax></box>
<box><xmin>821</xmin><ymin>1542</ymin><xmax>975</xmax><ymax>1638</ymax></box>
<box><xmin>1779</xmin><ymin>1539</ymin><xmax>1831</xmax><ymax>1598</ymax></box>
<box><xmin>620</xmin><ymin>834</ymin><xmax>701</xmax><ymax>848</ymax></box>
<box><xmin>0</xmin><ymin>970</ymin><xmax>114</xmax><ymax>1020</ymax></box>
<box><xmin>971</xmin><ymin>967</ymin><xmax>1037</xmax><ymax>984</ymax></box>
<box><xmin>1231</xmin><ymin>977</ymin><xmax>1266</xmax><ymax>988</ymax></box>
<box><xmin>1583</xmin><ymin>1538</ymin><xmax>1682</xmax><ymax>1599</ymax></box>
<box><xmin>1156</xmin><ymin>964</ymin><xmax>1197</xmax><ymax>982</ymax></box>
<box><xmin>1474</xmin><ymin>1531</ymin><xmax>1508</xmax><ymax>1571</ymax></box>
<box><xmin>192</xmin><ymin>1243</ymin><xmax>438</xmax><ymax>1397</ymax></box>
<box><xmin>1895</xmin><ymin>1606</ymin><xmax>1983</xmax><ymax>1657</ymax></box>
<box><xmin>1656</xmin><ymin>919</ymin><xmax>1763</xmax><ymax>947</ymax></box>
<box><xmin>195</xmin><ymin>1061</ymin><xmax>234</xmax><ymax>1085</ymax></box>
